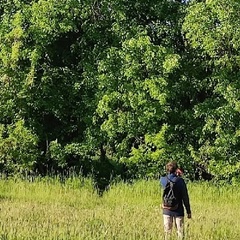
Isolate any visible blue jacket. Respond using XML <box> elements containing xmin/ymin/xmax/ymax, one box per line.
<box><xmin>160</xmin><ymin>173</ymin><xmax>191</xmax><ymax>216</ymax></box>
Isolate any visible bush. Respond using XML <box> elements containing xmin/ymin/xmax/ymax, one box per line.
<box><xmin>0</xmin><ymin>119</ymin><xmax>39</xmax><ymax>174</ymax></box>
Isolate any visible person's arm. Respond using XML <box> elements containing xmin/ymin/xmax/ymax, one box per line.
<box><xmin>181</xmin><ymin>179</ymin><xmax>191</xmax><ymax>218</ymax></box>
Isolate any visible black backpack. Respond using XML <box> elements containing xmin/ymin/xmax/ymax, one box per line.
<box><xmin>162</xmin><ymin>176</ymin><xmax>179</xmax><ymax>210</ymax></box>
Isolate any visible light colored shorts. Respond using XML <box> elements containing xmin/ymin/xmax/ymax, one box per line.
<box><xmin>163</xmin><ymin>214</ymin><xmax>184</xmax><ymax>239</ymax></box>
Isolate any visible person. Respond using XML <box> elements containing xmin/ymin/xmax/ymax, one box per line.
<box><xmin>160</xmin><ymin>161</ymin><xmax>191</xmax><ymax>239</ymax></box>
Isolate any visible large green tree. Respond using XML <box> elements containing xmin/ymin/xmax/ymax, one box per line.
<box><xmin>0</xmin><ymin>0</ymin><xmax>239</xmax><ymax>182</ymax></box>
<box><xmin>183</xmin><ymin>0</ymin><xmax>240</xmax><ymax>181</ymax></box>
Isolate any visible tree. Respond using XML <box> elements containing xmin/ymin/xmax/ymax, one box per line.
<box><xmin>183</xmin><ymin>0</ymin><xmax>240</xmax><ymax>181</ymax></box>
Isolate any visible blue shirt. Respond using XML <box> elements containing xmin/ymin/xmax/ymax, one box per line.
<box><xmin>160</xmin><ymin>173</ymin><xmax>191</xmax><ymax>216</ymax></box>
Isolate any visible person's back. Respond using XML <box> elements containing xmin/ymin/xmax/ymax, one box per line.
<box><xmin>160</xmin><ymin>161</ymin><xmax>191</xmax><ymax>239</ymax></box>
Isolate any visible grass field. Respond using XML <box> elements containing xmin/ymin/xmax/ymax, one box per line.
<box><xmin>0</xmin><ymin>176</ymin><xmax>239</xmax><ymax>239</ymax></box>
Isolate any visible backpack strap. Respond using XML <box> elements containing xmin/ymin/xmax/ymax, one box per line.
<box><xmin>166</xmin><ymin>176</ymin><xmax>179</xmax><ymax>184</ymax></box>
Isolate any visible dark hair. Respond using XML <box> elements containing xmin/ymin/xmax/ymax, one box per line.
<box><xmin>166</xmin><ymin>161</ymin><xmax>178</xmax><ymax>174</ymax></box>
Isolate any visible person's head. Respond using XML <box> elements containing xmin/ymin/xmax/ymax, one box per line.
<box><xmin>176</xmin><ymin>168</ymin><xmax>184</xmax><ymax>177</ymax></box>
<box><xmin>166</xmin><ymin>161</ymin><xmax>178</xmax><ymax>174</ymax></box>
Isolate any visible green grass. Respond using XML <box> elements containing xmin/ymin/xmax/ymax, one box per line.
<box><xmin>0</xmin><ymin>177</ymin><xmax>239</xmax><ymax>239</ymax></box>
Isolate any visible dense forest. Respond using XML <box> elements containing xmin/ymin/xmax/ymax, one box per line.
<box><xmin>0</xmin><ymin>0</ymin><xmax>239</xmax><ymax>185</ymax></box>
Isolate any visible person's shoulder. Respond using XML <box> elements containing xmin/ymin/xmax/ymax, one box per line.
<box><xmin>176</xmin><ymin>176</ymin><xmax>185</xmax><ymax>185</ymax></box>
<box><xmin>160</xmin><ymin>175</ymin><xmax>167</xmax><ymax>182</ymax></box>
<box><xmin>160</xmin><ymin>175</ymin><xmax>167</xmax><ymax>179</ymax></box>
<box><xmin>160</xmin><ymin>175</ymin><xmax>168</xmax><ymax>186</ymax></box>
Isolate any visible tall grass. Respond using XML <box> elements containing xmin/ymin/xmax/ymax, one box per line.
<box><xmin>0</xmin><ymin>177</ymin><xmax>239</xmax><ymax>239</ymax></box>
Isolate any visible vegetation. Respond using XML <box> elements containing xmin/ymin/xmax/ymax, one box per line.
<box><xmin>0</xmin><ymin>1</ymin><xmax>238</xmax><ymax>238</ymax></box>
<box><xmin>0</xmin><ymin>0</ymin><xmax>240</xmax><ymax>183</ymax></box>
<box><xmin>0</xmin><ymin>177</ymin><xmax>239</xmax><ymax>239</ymax></box>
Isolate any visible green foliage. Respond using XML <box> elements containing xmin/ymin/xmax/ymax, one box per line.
<box><xmin>183</xmin><ymin>0</ymin><xmax>240</xmax><ymax>180</ymax></box>
<box><xmin>0</xmin><ymin>0</ymin><xmax>239</xmax><ymax>181</ymax></box>
<box><xmin>0</xmin><ymin>120</ymin><xmax>38</xmax><ymax>173</ymax></box>
<box><xmin>124</xmin><ymin>124</ymin><xmax>168</xmax><ymax>178</ymax></box>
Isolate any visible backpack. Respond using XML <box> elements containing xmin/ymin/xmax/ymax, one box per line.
<box><xmin>162</xmin><ymin>176</ymin><xmax>179</xmax><ymax>210</ymax></box>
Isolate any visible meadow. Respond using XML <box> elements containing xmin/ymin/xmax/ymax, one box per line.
<box><xmin>0</xmin><ymin>176</ymin><xmax>239</xmax><ymax>240</ymax></box>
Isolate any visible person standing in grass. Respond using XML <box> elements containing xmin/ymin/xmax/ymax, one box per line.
<box><xmin>160</xmin><ymin>161</ymin><xmax>191</xmax><ymax>239</ymax></box>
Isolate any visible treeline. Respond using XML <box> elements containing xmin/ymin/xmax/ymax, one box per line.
<box><xmin>0</xmin><ymin>0</ymin><xmax>239</xmax><ymax>184</ymax></box>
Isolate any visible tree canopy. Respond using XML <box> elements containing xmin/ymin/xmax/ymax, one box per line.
<box><xmin>0</xmin><ymin>0</ymin><xmax>240</xmax><ymax>183</ymax></box>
